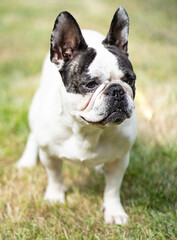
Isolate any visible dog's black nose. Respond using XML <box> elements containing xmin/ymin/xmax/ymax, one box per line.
<box><xmin>104</xmin><ymin>84</ymin><xmax>125</xmax><ymax>100</ymax></box>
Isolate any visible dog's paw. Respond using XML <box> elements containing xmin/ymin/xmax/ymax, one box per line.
<box><xmin>104</xmin><ymin>211</ymin><xmax>128</xmax><ymax>225</ymax></box>
<box><xmin>102</xmin><ymin>202</ymin><xmax>128</xmax><ymax>225</ymax></box>
<box><xmin>16</xmin><ymin>158</ymin><xmax>37</xmax><ymax>168</ymax></box>
<box><xmin>44</xmin><ymin>191</ymin><xmax>65</xmax><ymax>204</ymax></box>
<box><xmin>44</xmin><ymin>184</ymin><xmax>67</xmax><ymax>204</ymax></box>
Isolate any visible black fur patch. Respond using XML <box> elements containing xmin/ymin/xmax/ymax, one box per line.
<box><xmin>60</xmin><ymin>48</ymin><xmax>99</xmax><ymax>95</ymax></box>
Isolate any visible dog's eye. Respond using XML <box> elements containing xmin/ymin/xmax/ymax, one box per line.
<box><xmin>86</xmin><ymin>81</ymin><xmax>97</xmax><ymax>89</ymax></box>
<box><xmin>129</xmin><ymin>81</ymin><xmax>134</xmax><ymax>87</ymax></box>
<box><xmin>126</xmin><ymin>80</ymin><xmax>134</xmax><ymax>87</ymax></box>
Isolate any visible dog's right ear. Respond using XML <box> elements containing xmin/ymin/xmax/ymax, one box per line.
<box><xmin>50</xmin><ymin>11</ymin><xmax>88</xmax><ymax>70</ymax></box>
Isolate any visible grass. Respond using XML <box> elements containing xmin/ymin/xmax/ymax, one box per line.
<box><xmin>0</xmin><ymin>0</ymin><xmax>177</xmax><ymax>239</ymax></box>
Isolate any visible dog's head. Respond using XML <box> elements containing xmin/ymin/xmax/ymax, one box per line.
<box><xmin>50</xmin><ymin>7</ymin><xmax>136</xmax><ymax>125</ymax></box>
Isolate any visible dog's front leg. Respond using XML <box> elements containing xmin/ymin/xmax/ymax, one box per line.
<box><xmin>103</xmin><ymin>154</ymin><xmax>130</xmax><ymax>225</ymax></box>
<box><xmin>39</xmin><ymin>149</ymin><xmax>67</xmax><ymax>203</ymax></box>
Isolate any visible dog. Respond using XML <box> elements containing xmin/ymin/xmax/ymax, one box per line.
<box><xmin>17</xmin><ymin>6</ymin><xmax>137</xmax><ymax>225</ymax></box>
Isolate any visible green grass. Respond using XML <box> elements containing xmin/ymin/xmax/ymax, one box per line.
<box><xmin>0</xmin><ymin>0</ymin><xmax>177</xmax><ymax>239</ymax></box>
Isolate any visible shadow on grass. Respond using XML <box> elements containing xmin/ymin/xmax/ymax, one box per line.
<box><xmin>67</xmin><ymin>167</ymin><xmax>105</xmax><ymax>197</ymax></box>
<box><xmin>67</xmin><ymin>138</ymin><xmax>177</xmax><ymax>212</ymax></box>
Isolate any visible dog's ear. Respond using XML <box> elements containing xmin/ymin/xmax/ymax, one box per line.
<box><xmin>103</xmin><ymin>7</ymin><xmax>129</xmax><ymax>55</ymax></box>
<box><xmin>50</xmin><ymin>11</ymin><xmax>88</xmax><ymax>70</ymax></box>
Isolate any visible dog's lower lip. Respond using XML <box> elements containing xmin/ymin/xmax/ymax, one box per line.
<box><xmin>99</xmin><ymin>110</ymin><xmax>127</xmax><ymax>125</ymax></box>
<box><xmin>81</xmin><ymin>109</ymin><xmax>129</xmax><ymax>125</ymax></box>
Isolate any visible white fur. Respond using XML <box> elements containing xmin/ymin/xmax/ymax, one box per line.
<box><xmin>17</xmin><ymin>30</ymin><xmax>137</xmax><ymax>225</ymax></box>
<box><xmin>83</xmin><ymin>30</ymin><xmax>123</xmax><ymax>82</ymax></box>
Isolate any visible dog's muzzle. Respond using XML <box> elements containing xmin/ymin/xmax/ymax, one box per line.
<box><xmin>98</xmin><ymin>83</ymin><xmax>131</xmax><ymax>125</ymax></box>
<box><xmin>80</xmin><ymin>82</ymin><xmax>134</xmax><ymax>125</ymax></box>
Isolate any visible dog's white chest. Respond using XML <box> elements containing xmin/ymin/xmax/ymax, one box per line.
<box><xmin>40</xmin><ymin>113</ymin><xmax>137</xmax><ymax>167</ymax></box>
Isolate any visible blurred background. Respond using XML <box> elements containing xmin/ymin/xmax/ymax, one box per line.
<box><xmin>0</xmin><ymin>0</ymin><xmax>177</xmax><ymax>238</ymax></box>
<box><xmin>1</xmin><ymin>0</ymin><xmax>176</xmax><ymax>153</ymax></box>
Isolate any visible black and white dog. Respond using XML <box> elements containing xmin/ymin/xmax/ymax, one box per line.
<box><xmin>17</xmin><ymin>7</ymin><xmax>137</xmax><ymax>225</ymax></box>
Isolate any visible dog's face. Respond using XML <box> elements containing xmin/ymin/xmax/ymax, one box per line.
<box><xmin>50</xmin><ymin>7</ymin><xmax>136</xmax><ymax>125</ymax></box>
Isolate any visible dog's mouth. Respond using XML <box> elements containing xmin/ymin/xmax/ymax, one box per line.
<box><xmin>81</xmin><ymin>108</ymin><xmax>130</xmax><ymax>125</ymax></box>
<box><xmin>99</xmin><ymin>109</ymin><xmax>129</xmax><ymax>125</ymax></box>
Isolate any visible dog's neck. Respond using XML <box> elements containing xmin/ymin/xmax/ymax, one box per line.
<box><xmin>70</xmin><ymin>119</ymin><xmax>103</xmax><ymax>152</ymax></box>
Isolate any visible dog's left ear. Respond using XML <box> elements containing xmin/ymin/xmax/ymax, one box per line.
<box><xmin>50</xmin><ymin>11</ymin><xmax>88</xmax><ymax>70</ymax></box>
<box><xmin>103</xmin><ymin>7</ymin><xmax>129</xmax><ymax>55</ymax></box>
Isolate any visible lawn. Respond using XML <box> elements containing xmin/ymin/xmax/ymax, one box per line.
<box><xmin>0</xmin><ymin>0</ymin><xmax>177</xmax><ymax>239</ymax></box>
